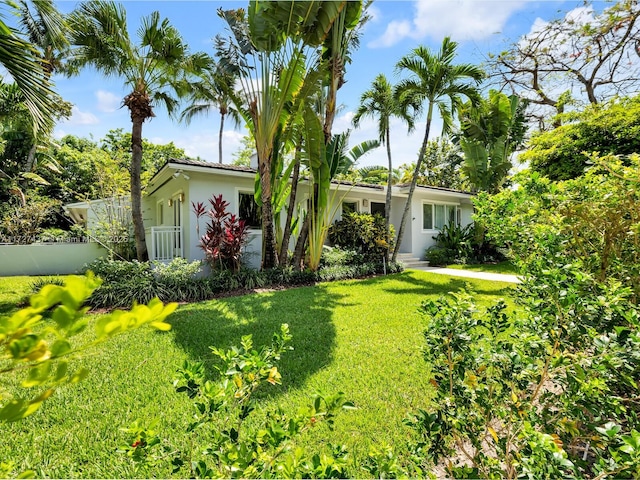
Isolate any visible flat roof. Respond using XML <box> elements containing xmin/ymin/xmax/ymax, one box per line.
<box><xmin>152</xmin><ymin>158</ymin><xmax>472</xmax><ymax>196</ymax></box>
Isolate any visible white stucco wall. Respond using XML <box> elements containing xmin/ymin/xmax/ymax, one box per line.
<box><xmin>0</xmin><ymin>243</ymin><xmax>107</xmax><ymax>276</ymax></box>
<box><xmin>143</xmin><ymin>163</ymin><xmax>476</xmax><ymax>266</ymax></box>
<box><xmin>409</xmin><ymin>190</ymin><xmax>475</xmax><ymax>260</ymax></box>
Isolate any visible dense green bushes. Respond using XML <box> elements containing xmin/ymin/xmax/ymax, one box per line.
<box><xmin>410</xmin><ymin>156</ymin><xmax>640</xmax><ymax>477</ymax></box>
<box><xmin>83</xmin><ymin>252</ymin><xmax>403</xmax><ymax>309</ymax></box>
<box><xmin>328</xmin><ymin>212</ymin><xmax>394</xmax><ymax>261</ymax></box>
<box><xmin>425</xmin><ymin>223</ymin><xmax>505</xmax><ymax>266</ymax></box>
<box><xmin>474</xmin><ymin>154</ymin><xmax>640</xmax><ymax>296</ymax></box>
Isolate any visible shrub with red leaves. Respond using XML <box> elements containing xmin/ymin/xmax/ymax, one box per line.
<box><xmin>193</xmin><ymin>195</ymin><xmax>249</xmax><ymax>272</ymax></box>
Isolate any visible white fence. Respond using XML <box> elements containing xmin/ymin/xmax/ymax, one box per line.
<box><xmin>149</xmin><ymin>226</ymin><xmax>183</xmax><ymax>262</ymax></box>
<box><xmin>0</xmin><ymin>243</ymin><xmax>107</xmax><ymax>276</ymax></box>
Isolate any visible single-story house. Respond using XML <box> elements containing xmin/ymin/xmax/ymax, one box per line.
<box><xmin>136</xmin><ymin>158</ymin><xmax>474</xmax><ymax>267</ymax></box>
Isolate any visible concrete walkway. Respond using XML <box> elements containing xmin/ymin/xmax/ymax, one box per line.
<box><xmin>409</xmin><ymin>266</ymin><xmax>521</xmax><ymax>284</ymax></box>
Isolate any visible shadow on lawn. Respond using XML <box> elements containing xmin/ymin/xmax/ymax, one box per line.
<box><xmin>168</xmin><ymin>284</ymin><xmax>344</xmax><ymax>397</ymax></box>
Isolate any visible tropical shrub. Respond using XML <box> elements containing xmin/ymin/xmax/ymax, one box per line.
<box><xmin>84</xmin><ymin>258</ymin><xmax>208</xmax><ymax>308</ymax></box>
<box><xmin>0</xmin><ymin>198</ymin><xmax>61</xmax><ymax>244</ymax></box>
<box><xmin>412</xmin><ymin>154</ymin><xmax>640</xmax><ymax>477</ymax></box>
<box><xmin>425</xmin><ymin>223</ymin><xmax>504</xmax><ymax>266</ymax></box>
<box><xmin>474</xmin><ymin>154</ymin><xmax>640</xmax><ymax>296</ymax></box>
<box><xmin>193</xmin><ymin>195</ymin><xmax>249</xmax><ymax>272</ymax></box>
<box><xmin>121</xmin><ymin>325</ymin><xmax>356</xmax><ymax>478</ymax></box>
<box><xmin>320</xmin><ymin>246</ymin><xmax>364</xmax><ymax>268</ymax></box>
<box><xmin>83</xmin><ymin>257</ymin><xmax>402</xmax><ymax>309</ymax></box>
<box><xmin>328</xmin><ymin>212</ymin><xmax>394</xmax><ymax>262</ymax></box>
<box><xmin>521</xmin><ymin>96</ymin><xmax>640</xmax><ymax>181</ymax></box>
<box><xmin>411</xmin><ymin>262</ymin><xmax>640</xmax><ymax>478</ymax></box>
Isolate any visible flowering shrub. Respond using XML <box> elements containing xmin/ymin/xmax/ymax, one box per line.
<box><xmin>193</xmin><ymin>195</ymin><xmax>249</xmax><ymax>272</ymax></box>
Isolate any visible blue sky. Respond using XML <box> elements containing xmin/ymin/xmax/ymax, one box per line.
<box><xmin>50</xmin><ymin>0</ymin><xmax>596</xmax><ymax>168</ymax></box>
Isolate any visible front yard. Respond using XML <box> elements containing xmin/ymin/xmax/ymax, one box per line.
<box><xmin>1</xmin><ymin>272</ymin><xmax>515</xmax><ymax>477</ymax></box>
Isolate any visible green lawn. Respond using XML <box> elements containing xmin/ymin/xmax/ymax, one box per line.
<box><xmin>445</xmin><ymin>260</ymin><xmax>519</xmax><ymax>275</ymax></box>
<box><xmin>1</xmin><ymin>272</ymin><xmax>516</xmax><ymax>478</ymax></box>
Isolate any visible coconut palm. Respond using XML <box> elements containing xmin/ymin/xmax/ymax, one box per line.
<box><xmin>392</xmin><ymin>37</ymin><xmax>483</xmax><ymax>262</ymax></box>
<box><xmin>0</xmin><ymin>0</ymin><xmax>59</xmax><ymax>132</ymax></box>
<box><xmin>180</xmin><ymin>66</ymin><xmax>241</xmax><ymax>164</ymax></box>
<box><xmin>68</xmin><ymin>1</ymin><xmax>208</xmax><ymax>261</ymax></box>
<box><xmin>353</xmin><ymin>73</ymin><xmax>413</xmax><ymax>261</ymax></box>
<box><xmin>15</xmin><ymin>0</ymin><xmax>69</xmax><ymax>78</ymax></box>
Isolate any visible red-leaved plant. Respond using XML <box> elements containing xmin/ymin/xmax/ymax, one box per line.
<box><xmin>193</xmin><ymin>195</ymin><xmax>249</xmax><ymax>272</ymax></box>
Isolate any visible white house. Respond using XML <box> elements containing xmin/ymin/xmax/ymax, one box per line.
<box><xmin>142</xmin><ymin>158</ymin><xmax>474</xmax><ymax>267</ymax></box>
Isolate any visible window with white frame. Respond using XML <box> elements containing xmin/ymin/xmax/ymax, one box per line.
<box><xmin>422</xmin><ymin>203</ymin><xmax>460</xmax><ymax>230</ymax></box>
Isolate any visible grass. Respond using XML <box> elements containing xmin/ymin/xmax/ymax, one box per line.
<box><xmin>445</xmin><ymin>260</ymin><xmax>519</xmax><ymax>275</ymax></box>
<box><xmin>1</xmin><ymin>271</ymin><xmax>516</xmax><ymax>477</ymax></box>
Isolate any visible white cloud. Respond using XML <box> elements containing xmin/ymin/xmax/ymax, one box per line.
<box><xmin>64</xmin><ymin>106</ymin><xmax>99</xmax><ymax>126</ymax></box>
<box><xmin>95</xmin><ymin>90</ymin><xmax>121</xmax><ymax>113</ymax></box>
<box><xmin>169</xmin><ymin>130</ymin><xmax>246</xmax><ymax>164</ymax></box>
<box><xmin>370</xmin><ymin>0</ymin><xmax>527</xmax><ymax>47</ymax></box>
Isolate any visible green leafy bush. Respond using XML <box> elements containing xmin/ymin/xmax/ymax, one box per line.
<box><xmin>474</xmin><ymin>155</ymin><xmax>640</xmax><ymax>296</ymax></box>
<box><xmin>83</xmin><ymin>257</ymin><xmax>402</xmax><ymax>309</ymax></box>
<box><xmin>412</xmin><ymin>155</ymin><xmax>640</xmax><ymax>477</ymax></box>
<box><xmin>320</xmin><ymin>246</ymin><xmax>364</xmax><ymax>267</ymax></box>
<box><xmin>411</xmin><ymin>264</ymin><xmax>640</xmax><ymax>478</ymax></box>
<box><xmin>121</xmin><ymin>325</ymin><xmax>357</xmax><ymax>478</ymax></box>
<box><xmin>425</xmin><ymin>223</ymin><xmax>504</xmax><ymax>266</ymax></box>
<box><xmin>328</xmin><ymin>212</ymin><xmax>394</xmax><ymax>262</ymax></box>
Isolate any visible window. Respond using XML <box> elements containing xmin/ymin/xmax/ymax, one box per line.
<box><xmin>423</xmin><ymin>203</ymin><xmax>459</xmax><ymax>230</ymax></box>
<box><xmin>371</xmin><ymin>202</ymin><xmax>386</xmax><ymax>217</ymax></box>
<box><xmin>239</xmin><ymin>192</ymin><xmax>261</xmax><ymax>228</ymax></box>
<box><xmin>342</xmin><ymin>201</ymin><xmax>358</xmax><ymax>214</ymax></box>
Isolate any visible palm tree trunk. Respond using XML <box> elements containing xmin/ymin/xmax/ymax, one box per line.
<box><xmin>259</xmin><ymin>155</ymin><xmax>278</xmax><ymax>269</ymax></box>
<box><xmin>279</xmin><ymin>151</ymin><xmax>301</xmax><ymax>266</ymax></box>
<box><xmin>292</xmin><ymin>215</ymin><xmax>308</xmax><ymax>270</ymax></box>
<box><xmin>384</xmin><ymin>126</ymin><xmax>393</xmax><ymax>262</ymax></box>
<box><xmin>25</xmin><ymin>144</ymin><xmax>37</xmax><ymax>172</ymax></box>
<box><xmin>218</xmin><ymin>112</ymin><xmax>225</xmax><ymax>164</ymax></box>
<box><xmin>131</xmin><ymin>117</ymin><xmax>148</xmax><ymax>262</ymax></box>
<box><xmin>392</xmin><ymin>103</ymin><xmax>433</xmax><ymax>262</ymax></box>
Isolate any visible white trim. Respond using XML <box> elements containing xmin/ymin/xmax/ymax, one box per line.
<box><xmin>421</xmin><ymin>200</ymin><xmax>461</xmax><ymax>232</ymax></box>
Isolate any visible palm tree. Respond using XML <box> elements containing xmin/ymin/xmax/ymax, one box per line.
<box><xmin>14</xmin><ymin>0</ymin><xmax>69</xmax><ymax>172</ymax></box>
<box><xmin>353</xmin><ymin>73</ymin><xmax>413</xmax><ymax>261</ymax></box>
<box><xmin>68</xmin><ymin>1</ymin><xmax>208</xmax><ymax>261</ymax></box>
<box><xmin>392</xmin><ymin>37</ymin><xmax>483</xmax><ymax>262</ymax></box>
<box><xmin>15</xmin><ymin>0</ymin><xmax>69</xmax><ymax>78</ymax></box>
<box><xmin>180</xmin><ymin>66</ymin><xmax>241</xmax><ymax>164</ymax></box>
<box><xmin>0</xmin><ymin>0</ymin><xmax>59</xmax><ymax>133</ymax></box>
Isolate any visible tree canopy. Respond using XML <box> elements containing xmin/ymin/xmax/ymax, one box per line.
<box><xmin>521</xmin><ymin>96</ymin><xmax>640</xmax><ymax>180</ymax></box>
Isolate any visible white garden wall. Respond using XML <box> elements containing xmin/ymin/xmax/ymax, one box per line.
<box><xmin>0</xmin><ymin>243</ymin><xmax>107</xmax><ymax>276</ymax></box>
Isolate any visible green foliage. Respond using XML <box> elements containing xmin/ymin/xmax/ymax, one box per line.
<box><xmin>415</xmin><ymin>151</ymin><xmax>640</xmax><ymax>477</ymax></box>
<box><xmin>413</xmin><ymin>266</ymin><xmax>640</xmax><ymax>477</ymax></box>
<box><xmin>474</xmin><ymin>155</ymin><xmax>640</xmax><ymax>295</ymax></box>
<box><xmin>0</xmin><ymin>196</ymin><xmax>61</xmax><ymax>242</ymax></box>
<box><xmin>328</xmin><ymin>212</ymin><xmax>394</xmax><ymax>262</ymax></box>
<box><xmin>458</xmin><ymin>90</ymin><xmax>527</xmax><ymax>193</ymax></box>
<box><xmin>123</xmin><ymin>324</ymin><xmax>356</xmax><ymax>478</ymax></box>
<box><xmin>320</xmin><ymin>247</ymin><xmax>364</xmax><ymax>268</ymax></box>
<box><xmin>521</xmin><ymin>96</ymin><xmax>640</xmax><ymax>180</ymax></box>
<box><xmin>399</xmin><ymin>137</ymin><xmax>466</xmax><ymax>189</ymax></box>
<box><xmin>0</xmin><ymin>274</ymin><xmax>175</xmax><ymax>424</ymax></box>
<box><xmin>83</xmin><ymin>257</ymin><xmax>403</xmax><ymax>309</ymax></box>
<box><xmin>231</xmin><ymin>134</ymin><xmax>256</xmax><ymax>167</ymax></box>
<box><xmin>425</xmin><ymin>223</ymin><xmax>505</xmax><ymax>266</ymax></box>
